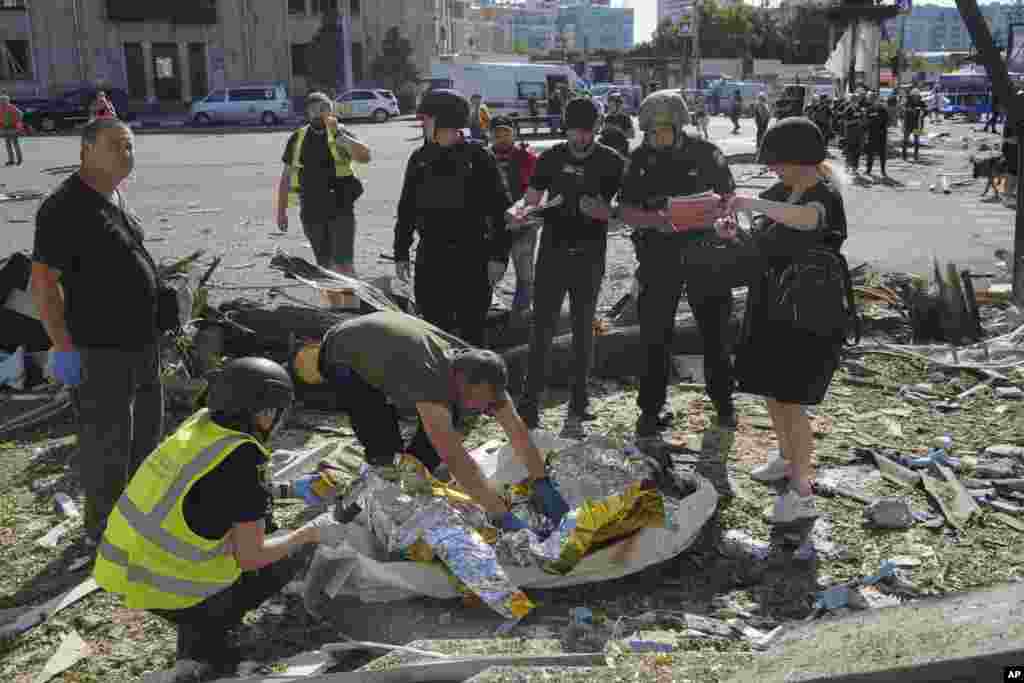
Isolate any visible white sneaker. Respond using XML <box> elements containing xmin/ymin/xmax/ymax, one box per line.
<box><xmin>750</xmin><ymin>450</ymin><xmax>789</xmax><ymax>483</ymax></box>
<box><xmin>764</xmin><ymin>489</ymin><xmax>817</xmax><ymax>524</ymax></box>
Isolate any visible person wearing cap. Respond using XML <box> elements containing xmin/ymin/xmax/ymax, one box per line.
<box><xmin>394</xmin><ymin>90</ymin><xmax>511</xmax><ymax>346</ymax></box>
<box><xmin>725</xmin><ymin>116</ymin><xmax>849</xmax><ymax>524</ymax></box>
<box><xmin>290</xmin><ymin>311</ymin><xmax>569</xmax><ymax>531</ymax></box>
<box><xmin>489</xmin><ymin>115</ymin><xmax>540</xmax><ymax>317</ymax></box>
<box><xmin>754</xmin><ymin>93</ymin><xmax>772</xmax><ymax>150</ymax></box>
<box><xmin>618</xmin><ymin>90</ymin><xmax>737</xmax><ymax>495</ymax></box>
<box><xmin>93</xmin><ymin>357</ymin><xmax>348</xmax><ymax>681</ymax></box>
<box><xmin>510</xmin><ymin>97</ymin><xmax>625</xmax><ymax>434</ymax></box>
<box><xmin>469</xmin><ymin>93</ymin><xmax>491</xmax><ymax>142</ymax></box>
<box><xmin>599</xmin><ymin>91</ymin><xmax>635</xmax><ymax>158</ymax></box>
<box><xmin>277</xmin><ymin>92</ymin><xmax>371</xmax><ymax>309</ymax></box>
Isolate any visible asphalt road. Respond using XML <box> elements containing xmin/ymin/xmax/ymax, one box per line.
<box><xmin>0</xmin><ymin>115</ymin><xmax>1013</xmax><ymax>310</ymax></box>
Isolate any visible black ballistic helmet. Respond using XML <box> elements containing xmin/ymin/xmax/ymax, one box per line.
<box><xmin>208</xmin><ymin>357</ymin><xmax>294</xmax><ymax>421</ymax></box>
<box><xmin>757</xmin><ymin>116</ymin><xmax>826</xmax><ymax>166</ymax></box>
<box><xmin>418</xmin><ymin>89</ymin><xmax>470</xmax><ymax>130</ymax></box>
<box><xmin>564</xmin><ymin>98</ymin><xmax>600</xmax><ymax>131</ymax></box>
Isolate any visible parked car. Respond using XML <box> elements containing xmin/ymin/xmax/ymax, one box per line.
<box><xmin>18</xmin><ymin>87</ymin><xmax>132</xmax><ymax>132</ymax></box>
<box><xmin>375</xmin><ymin>89</ymin><xmax>399</xmax><ymax>111</ymax></box>
<box><xmin>337</xmin><ymin>89</ymin><xmax>400</xmax><ymax>123</ymax></box>
<box><xmin>190</xmin><ymin>83</ymin><xmax>291</xmax><ymax>125</ymax></box>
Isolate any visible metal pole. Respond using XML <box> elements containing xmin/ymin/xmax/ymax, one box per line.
<box><xmin>897</xmin><ymin>12</ymin><xmax>907</xmax><ymax>88</ymax></box>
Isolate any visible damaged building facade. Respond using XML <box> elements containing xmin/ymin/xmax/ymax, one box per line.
<box><xmin>0</xmin><ymin>0</ymin><xmax>453</xmax><ymax>103</ymax></box>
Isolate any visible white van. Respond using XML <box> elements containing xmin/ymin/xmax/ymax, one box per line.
<box><xmin>428</xmin><ymin>61</ymin><xmax>585</xmax><ymax>117</ymax></box>
<box><xmin>191</xmin><ymin>83</ymin><xmax>291</xmax><ymax>125</ymax></box>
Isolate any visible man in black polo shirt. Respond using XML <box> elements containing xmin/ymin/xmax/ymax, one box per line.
<box><xmin>619</xmin><ymin>91</ymin><xmax>737</xmax><ymax>495</ymax></box>
<box><xmin>511</xmin><ymin>98</ymin><xmax>625</xmax><ymax>434</ymax></box>
<box><xmin>31</xmin><ymin>118</ymin><xmax>164</xmax><ymax>547</ymax></box>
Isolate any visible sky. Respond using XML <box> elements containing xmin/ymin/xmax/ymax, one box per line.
<box><xmin>623</xmin><ymin>0</ymin><xmax>657</xmax><ymax>46</ymax></box>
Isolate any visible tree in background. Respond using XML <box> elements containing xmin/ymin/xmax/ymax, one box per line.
<box><xmin>371</xmin><ymin>27</ymin><xmax>419</xmax><ymax>111</ymax></box>
<box><xmin>781</xmin><ymin>5</ymin><xmax>831</xmax><ymax>64</ymax></box>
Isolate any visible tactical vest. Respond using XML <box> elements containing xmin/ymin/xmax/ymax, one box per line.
<box><xmin>288</xmin><ymin>124</ymin><xmax>355</xmax><ymax>208</ymax></box>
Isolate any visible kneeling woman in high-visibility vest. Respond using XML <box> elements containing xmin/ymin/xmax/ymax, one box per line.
<box><xmin>93</xmin><ymin>358</ymin><xmax>346</xmax><ymax>680</ymax></box>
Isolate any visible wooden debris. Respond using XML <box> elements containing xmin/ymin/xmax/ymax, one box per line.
<box><xmin>0</xmin><ymin>578</ymin><xmax>99</xmax><ymax>640</ymax></box>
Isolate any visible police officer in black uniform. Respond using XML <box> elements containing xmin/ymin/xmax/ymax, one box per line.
<box><xmin>394</xmin><ymin>90</ymin><xmax>511</xmax><ymax>347</ymax></box>
<box><xmin>864</xmin><ymin>91</ymin><xmax>891</xmax><ymax>178</ymax></box>
<box><xmin>512</xmin><ymin>98</ymin><xmax>625</xmax><ymax>433</ymax></box>
<box><xmin>619</xmin><ymin>91</ymin><xmax>738</xmax><ymax>495</ymax></box>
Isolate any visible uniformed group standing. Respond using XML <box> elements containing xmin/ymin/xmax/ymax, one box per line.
<box><xmin>33</xmin><ymin>87</ymin><xmax>853</xmax><ymax>683</ymax></box>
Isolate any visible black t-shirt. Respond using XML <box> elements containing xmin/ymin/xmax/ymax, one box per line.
<box><xmin>620</xmin><ymin>135</ymin><xmax>735</xmax><ymax>244</ymax></box>
<box><xmin>758</xmin><ymin>180</ymin><xmax>847</xmax><ymax>256</ymax></box>
<box><xmin>32</xmin><ymin>174</ymin><xmax>159</xmax><ymax>349</ymax></box>
<box><xmin>282</xmin><ymin>127</ymin><xmax>351</xmax><ymax>223</ymax></box>
<box><xmin>529</xmin><ymin>142</ymin><xmax>625</xmax><ymax>250</ymax></box>
<box><xmin>182</xmin><ymin>442</ymin><xmax>272</xmax><ymax>541</ymax></box>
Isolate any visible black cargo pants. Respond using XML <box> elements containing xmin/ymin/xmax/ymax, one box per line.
<box><xmin>414</xmin><ymin>239</ymin><xmax>491</xmax><ymax>348</ymax></box>
<box><xmin>635</xmin><ymin>234</ymin><xmax>735</xmax><ymax>419</ymax></box>
<box><xmin>523</xmin><ymin>242</ymin><xmax>606</xmax><ymax>416</ymax></box>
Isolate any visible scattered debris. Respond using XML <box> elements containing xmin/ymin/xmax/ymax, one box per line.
<box><xmin>865</xmin><ymin>498</ymin><xmax>915</xmax><ymax>529</ymax></box>
<box><xmin>0</xmin><ymin>578</ymin><xmax>100</xmax><ymax>640</ymax></box>
<box><xmin>986</xmin><ymin>444</ymin><xmax>1024</xmax><ymax>459</ymax></box>
<box><xmin>32</xmin><ymin>629</ymin><xmax>90</xmax><ymax>683</ymax></box>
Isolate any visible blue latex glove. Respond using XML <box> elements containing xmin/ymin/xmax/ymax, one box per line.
<box><xmin>50</xmin><ymin>350</ymin><xmax>82</xmax><ymax>387</ymax></box>
<box><xmin>533</xmin><ymin>477</ymin><xmax>570</xmax><ymax>526</ymax></box>
<box><xmin>498</xmin><ymin>511</ymin><xmax>528</xmax><ymax>532</ymax></box>
<box><xmin>292</xmin><ymin>474</ymin><xmax>326</xmax><ymax>507</ymax></box>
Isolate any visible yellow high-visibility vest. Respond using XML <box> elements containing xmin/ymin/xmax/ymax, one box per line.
<box><xmin>93</xmin><ymin>410</ymin><xmax>265</xmax><ymax>610</ymax></box>
<box><xmin>288</xmin><ymin>124</ymin><xmax>355</xmax><ymax>208</ymax></box>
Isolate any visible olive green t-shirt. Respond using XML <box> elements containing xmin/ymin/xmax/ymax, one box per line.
<box><xmin>321</xmin><ymin>311</ymin><xmax>469</xmax><ymax>408</ymax></box>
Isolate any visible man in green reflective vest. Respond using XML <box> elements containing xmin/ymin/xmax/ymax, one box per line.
<box><xmin>276</xmin><ymin>92</ymin><xmax>371</xmax><ymax>309</ymax></box>
<box><xmin>94</xmin><ymin>358</ymin><xmax>346</xmax><ymax>681</ymax></box>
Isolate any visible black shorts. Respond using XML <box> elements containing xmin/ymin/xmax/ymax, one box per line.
<box><xmin>301</xmin><ymin>214</ymin><xmax>356</xmax><ymax>267</ymax></box>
